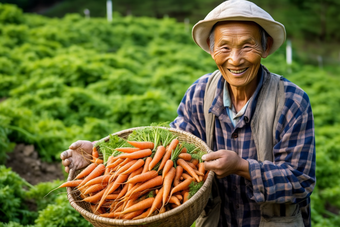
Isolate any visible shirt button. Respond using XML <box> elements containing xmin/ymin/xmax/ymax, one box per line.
<box><xmin>244</xmin><ymin>116</ymin><xmax>249</xmax><ymax>123</ymax></box>
<box><xmin>232</xmin><ymin>132</ymin><xmax>238</xmax><ymax>138</ymax></box>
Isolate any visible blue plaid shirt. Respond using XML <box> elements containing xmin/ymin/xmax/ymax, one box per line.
<box><xmin>170</xmin><ymin>66</ymin><xmax>316</xmax><ymax>227</ymax></box>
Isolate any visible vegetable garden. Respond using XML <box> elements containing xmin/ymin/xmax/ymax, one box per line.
<box><xmin>1</xmin><ymin>3</ymin><xmax>340</xmax><ymax>227</ymax></box>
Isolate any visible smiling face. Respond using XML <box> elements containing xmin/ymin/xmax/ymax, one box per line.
<box><xmin>210</xmin><ymin>21</ymin><xmax>271</xmax><ymax>90</ymax></box>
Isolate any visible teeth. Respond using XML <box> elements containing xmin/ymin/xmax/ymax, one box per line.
<box><xmin>229</xmin><ymin>68</ymin><xmax>247</xmax><ymax>74</ymax></box>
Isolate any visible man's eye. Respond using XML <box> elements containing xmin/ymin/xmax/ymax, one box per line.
<box><xmin>243</xmin><ymin>45</ymin><xmax>251</xmax><ymax>49</ymax></box>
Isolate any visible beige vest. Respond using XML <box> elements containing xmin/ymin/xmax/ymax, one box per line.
<box><xmin>197</xmin><ymin>67</ymin><xmax>304</xmax><ymax>227</ymax></box>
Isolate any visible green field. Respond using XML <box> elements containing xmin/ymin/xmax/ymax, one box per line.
<box><xmin>0</xmin><ymin>3</ymin><xmax>340</xmax><ymax>226</ymax></box>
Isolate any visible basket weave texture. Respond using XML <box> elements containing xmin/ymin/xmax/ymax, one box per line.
<box><xmin>67</xmin><ymin>127</ymin><xmax>214</xmax><ymax>227</ymax></box>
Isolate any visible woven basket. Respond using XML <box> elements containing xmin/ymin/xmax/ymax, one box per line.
<box><xmin>67</xmin><ymin>127</ymin><xmax>214</xmax><ymax>227</ymax></box>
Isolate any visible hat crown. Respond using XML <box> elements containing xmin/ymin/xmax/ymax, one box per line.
<box><xmin>205</xmin><ymin>0</ymin><xmax>274</xmax><ymax>22</ymax></box>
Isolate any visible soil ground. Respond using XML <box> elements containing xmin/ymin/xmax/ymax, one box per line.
<box><xmin>5</xmin><ymin>143</ymin><xmax>65</xmax><ymax>185</ymax></box>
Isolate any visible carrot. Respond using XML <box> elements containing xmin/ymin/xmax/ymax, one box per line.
<box><xmin>198</xmin><ymin>162</ymin><xmax>205</xmax><ymax>175</ymax></box>
<box><xmin>84</xmin><ymin>183</ymin><xmax>107</xmax><ymax>194</ymax></box>
<box><xmin>173</xmin><ymin>166</ymin><xmax>183</xmax><ymax>187</ymax></box>
<box><xmin>126</xmin><ymin>170</ymin><xmax>158</xmax><ymax>184</ymax></box>
<box><xmin>183</xmin><ymin>190</ymin><xmax>190</xmax><ymax>203</ymax></box>
<box><xmin>170</xmin><ymin>177</ymin><xmax>193</xmax><ymax>198</ymax></box>
<box><xmin>121</xmin><ymin>197</ymin><xmax>155</xmax><ymax>214</ymax></box>
<box><xmin>204</xmin><ymin>170</ymin><xmax>210</xmax><ymax>181</ymax></box>
<box><xmin>159</xmin><ymin>206</ymin><xmax>166</xmax><ymax>214</ymax></box>
<box><xmin>194</xmin><ymin>169</ymin><xmax>204</xmax><ymax>176</ymax></box>
<box><xmin>131</xmin><ymin>175</ymin><xmax>163</xmax><ymax>195</ymax></box>
<box><xmin>121</xmin><ymin>159</ymin><xmax>145</xmax><ymax>175</ymax></box>
<box><xmin>168</xmin><ymin>196</ymin><xmax>181</xmax><ymax>206</ymax></box>
<box><xmin>83</xmin><ymin>189</ymin><xmax>105</xmax><ymax>203</ymax></box>
<box><xmin>143</xmin><ymin>157</ymin><xmax>152</xmax><ymax>173</ymax></box>
<box><xmin>106</xmin><ymin>193</ymin><xmax>119</xmax><ymax>200</ymax></box>
<box><xmin>148</xmin><ymin>146</ymin><xmax>166</xmax><ymax>171</ymax></box>
<box><xmin>127</xmin><ymin>167</ymin><xmax>143</xmax><ymax>192</ymax></box>
<box><xmin>96</xmin><ymin>174</ymin><xmax>129</xmax><ymax>211</ymax></box>
<box><xmin>162</xmin><ymin>167</ymin><xmax>176</xmax><ymax>206</ymax></box>
<box><xmin>58</xmin><ymin>179</ymin><xmax>82</xmax><ymax>188</ymax></box>
<box><xmin>116</xmin><ymin>183</ymin><xmax>129</xmax><ymax>200</ymax></box>
<box><xmin>127</xmin><ymin>141</ymin><xmax>154</xmax><ymax>150</ymax></box>
<box><xmin>182</xmin><ymin>173</ymin><xmax>193</xmax><ymax>180</ymax></box>
<box><xmin>133</xmin><ymin>208</ymin><xmax>152</xmax><ymax>220</ymax></box>
<box><xmin>158</xmin><ymin>139</ymin><xmax>179</xmax><ymax>171</ymax></box>
<box><xmin>122</xmin><ymin>209</ymin><xmax>144</xmax><ymax>220</ymax></box>
<box><xmin>84</xmin><ymin>175</ymin><xmax>111</xmax><ymax>187</ymax></box>
<box><xmin>180</xmin><ymin>147</ymin><xmax>187</xmax><ymax>153</ymax></box>
<box><xmin>92</xmin><ymin>146</ymin><xmax>99</xmax><ymax>159</ymax></box>
<box><xmin>178</xmin><ymin>153</ymin><xmax>192</xmax><ymax>161</ymax></box>
<box><xmin>91</xmin><ymin>158</ymin><xmax>103</xmax><ymax>164</ymax></box>
<box><xmin>162</xmin><ymin>160</ymin><xmax>173</xmax><ymax>179</ymax></box>
<box><xmin>75</xmin><ymin>163</ymin><xmax>97</xmax><ymax>179</ymax></box>
<box><xmin>106</xmin><ymin>158</ymin><xmax>124</xmax><ymax>169</ymax></box>
<box><xmin>147</xmin><ymin>187</ymin><xmax>164</xmax><ymax>217</ymax></box>
<box><xmin>115</xmin><ymin>147</ymin><xmax>141</xmax><ymax>153</ymax></box>
<box><xmin>78</xmin><ymin>164</ymin><xmax>106</xmax><ymax>187</ymax></box>
<box><xmin>116</xmin><ymin>149</ymin><xmax>152</xmax><ymax>160</ymax></box>
<box><xmin>191</xmin><ymin>159</ymin><xmax>199</xmax><ymax>166</ymax></box>
<box><xmin>173</xmin><ymin>192</ymin><xmax>183</xmax><ymax>201</ymax></box>
<box><xmin>115</xmin><ymin>160</ymin><xmax>138</xmax><ymax>175</ymax></box>
<box><xmin>187</xmin><ymin>161</ymin><xmax>197</xmax><ymax>170</ymax></box>
<box><xmin>177</xmin><ymin>159</ymin><xmax>200</xmax><ymax>182</ymax></box>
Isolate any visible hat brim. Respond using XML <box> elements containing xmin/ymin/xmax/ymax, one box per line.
<box><xmin>192</xmin><ymin>16</ymin><xmax>286</xmax><ymax>55</ymax></box>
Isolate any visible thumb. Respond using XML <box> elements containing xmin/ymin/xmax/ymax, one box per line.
<box><xmin>69</xmin><ymin>140</ymin><xmax>82</xmax><ymax>149</ymax></box>
<box><xmin>202</xmin><ymin>150</ymin><xmax>223</xmax><ymax>162</ymax></box>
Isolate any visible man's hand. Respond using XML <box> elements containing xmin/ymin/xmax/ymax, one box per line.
<box><xmin>202</xmin><ymin>150</ymin><xmax>250</xmax><ymax>180</ymax></box>
<box><xmin>60</xmin><ymin>140</ymin><xmax>93</xmax><ymax>173</ymax></box>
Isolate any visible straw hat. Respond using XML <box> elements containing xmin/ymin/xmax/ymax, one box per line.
<box><xmin>192</xmin><ymin>0</ymin><xmax>286</xmax><ymax>55</ymax></box>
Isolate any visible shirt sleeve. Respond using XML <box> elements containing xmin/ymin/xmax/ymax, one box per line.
<box><xmin>170</xmin><ymin>79</ymin><xmax>207</xmax><ymax>141</ymax></box>
<box><xmin>247</xmin><ymin>92</ymin><xmax>316</xmax><ymax>204</ymax></box>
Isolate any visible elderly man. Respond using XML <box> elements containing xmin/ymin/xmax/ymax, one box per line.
<box><xmin>61</xmin><ymin>0</ymin><xmax>315</xmax><ymax>226</ymax></box>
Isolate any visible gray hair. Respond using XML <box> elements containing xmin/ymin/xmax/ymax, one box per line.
<box><xmin>209</xmin><ymin>23</ymin><xmax>269</xmax><ymax>53</ymax></box>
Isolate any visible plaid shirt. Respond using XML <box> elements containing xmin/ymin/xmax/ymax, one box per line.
<box><xmin>170</xmin><ymin>67</ymin><xmax>316</xmax><ymax>227</ymax></box>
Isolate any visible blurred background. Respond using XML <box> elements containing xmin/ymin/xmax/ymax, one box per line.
<box><xmin>0</xmin><ymin>1</ymin><xmax>339</xmax><ymax>227</ymax></box>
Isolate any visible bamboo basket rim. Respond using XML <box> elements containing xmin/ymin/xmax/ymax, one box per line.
<box><xmin>67</xmin><ymin>126</ymin><xmax>214</xmax><ymax>226</ymax></box>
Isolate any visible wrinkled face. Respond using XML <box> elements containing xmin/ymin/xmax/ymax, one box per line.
<box><xmin>210</xmin><ymin>21</ymin><xmax>270</xmax><ymax>88</ymax></box>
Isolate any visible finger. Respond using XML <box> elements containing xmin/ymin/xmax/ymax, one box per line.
<box><xmin>65</xmin><ymin>166</ymin><xmax>69</xmax><ymax>173</ymax></box>
<box><xmin>204</xmin><ymin>158</ymin><xmax>220</xmax><ymax>171</ymax></box>
<box><xmin>62</xmin><ymin>159</ymin><xmax>71</xmax><ymax>167</ymax></box>
<box><xmin>202</xmin><ymin>151</ymin><xmax>223</xmax><ymax>162</ymax></box>
<box><xmin>69</xmin><ymin>141</ymin><xmax>82</xmax><ymax>149</ymax></box>
<box><xmin>60</xmin><ymin>150</ymin><xmax>71</xmax><ymax>160</ymax></box>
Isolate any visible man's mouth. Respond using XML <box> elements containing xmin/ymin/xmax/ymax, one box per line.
<box><xmin>228</xmin><ymin>68</ymin><xmax>248</xmax><ymax>74</ymax></box>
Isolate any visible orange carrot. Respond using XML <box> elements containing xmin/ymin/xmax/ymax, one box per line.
<box><xmin>58</xmin><ymin>180</ymin><xmax>82</xmax><ymax>188</ymax></box>
<box><xmin>78</xmin><ymin>164</ymin><xmax>106</xmax><ymax>187</ymax></box>
<box><xmin>159</xmin><ymin>206</ymin><xmax>166</xmax><ymax>214</ymax></box>
<box><xmin>182</xmin><ymin>173</ymin><xmax>192</xmax><ymax>180</ymax></box>
<box><xmin>191</xmin><ymin>159</ymin><xmax>199</xmax><ymax>166</ymax></box>
<box><xmin>83</xmin><ymin>189</ymin><xmax>105</xmax><ymax>203</ymax></box>
<box><xmin>170</xmin><ymin>177</ymin><xmax>193</xmax><ymax>198</ymax></box>
<box><xmin>133</xmin><ymin>208</ymin><xmax>152</xmax><ymax>220</ymax></box>
<box><xmin>121</xmin><ymin>159</ymin><xmax>144</xmax><ymax>175</ymax></box>
<box><xmin>174</xmin><ymin>193</ymin><xmax>183</xmax><ymax>201</ymax></box>
<box><xmin>116</xmin><ymin>149</ymin><xmax>152</xmax><ymax>160</ymax></box>
<box><xmin>84</xmin><ymin>175</ymin><xmax>111</xmax><ymax>187</ymax></box>
<box><xmin>148</xmin><ymin>146</ymin><xmax>166</xmax><ymax>171</ymax></box>
<box><xmin>116</xmin><ymin>183</ymin><xmax>129</xmax><ymax>200</ymax></box>
<box><xmin>126</xmin><ymin>170</ymin><xmax>158</xmax><ymax>184</ymax></box>
<box><xmin>178</xmin><ymin>153</ymin><xmax>192</xmax><ymax>161</ymax></box>
<box><xmin>92</xmin><ymin>147</ymin><xmax>99</xmax><ymax>159</ymax></box>
<box><xmin>106</xmin><ymin>193</ymin><xmax>119</xmax><ymax>200</ymax></box>
<box><xmin>147</xmin><ymin>187</ymin><xmax>164</xmax><ymax>217</ymax></box>
<box><xmin>127</xmin><ymin>141</ymin><xmax>154</xmax><ymax>150</ymax></box>
<box><xmin>177</xmin><ymin>159</ymin><xmax>200</xmax><ymax>182</ymax></box>
<box><xmin>122</xmin><ymin>209</ymin><xmax>144</xmax><ymax>219</ymax></box>
<box><xmin>162</xmin><ymin>160</ymin><xmax>173</xmax><ymax>179</ymax></box>
<box><xmin>162</xmin><ymin>167</ymin><xmax>176</xmax><ymax>206</ymax></box>
<box><xmin>168</xmin><ymin>196</ymin><xmax>181</xmax><ymax>206</ymax></box>
<box><xmin>96</xmin><ymin>174</ymin><xmax>129</xmax><ymax>211</ymax></box>
<box><xmin>173</xmin><ymin>166</ymin><xmax>183</xmax><ymax>187</ymax></box>
<box><xmin>127</xmin><ymin>167</ymin><xmax>143</xmax><ymax>192</ymax></box>
<box><xmin>106</xmin><ymin>158</ymin><xmax>124</xmax><ymax>169</ymax></box>
<box><xmin>143</xmin><ymin>157</ymin><xmax>152</xmax><ymax>173</ymax></box>
<box><xmin>131</xmin><ymin>176</ymin><xmax>163</xmax><ymax>195</ymax></box>
<box><xmin>115</xmin><ymin>147</ymin><xmax>141</xmax><ymax>153</ymax></box>
<box><xmin>121</xmin><ymin>197</ymin><xmax>155</xmax><ymax>214</ymax></box>
<box><xmin>91</xmin><ymin>158</ymin><xmax>103</xmax><ymax>164</ymax></box>
<box><xmin>115</xmin><ymin>160</ymin><xmax>138</xmax><ymax>175</ymax></box>
<box><xmin>84</xmin><ymin>183</ymin><xmax>107</xmax><ymax>194</ymax></box>
<box><xmin>194</xmin><ymin>169</ymin><xmax>204</xmax><ymax>176</ymax></box>
<box><xmin>158</xmin><ymin>139</ymin><xmax>179</xmax><ymax>171</ymax></box>
<box><xmin>75</xmin><ymin>163</ymin><xmax>97</xmax><ymax>179</ymax></box>
<box><xmin>187</xmin><ymin>161</ymin><xmax>197</xmax><ymax>170</ymax></box>
<box><xmin>180</xmin><ymin>147</ymin><xmax>187</xmax><ymax>153</ymax></box>
<box><xmin>198</xmin><ymin>162</ymin><xmax>205</xmax><ymax>175</ymax></box>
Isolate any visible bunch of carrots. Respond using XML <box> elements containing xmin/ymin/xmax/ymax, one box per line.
<box><xmin>60</xmin><ymin>127</ymin><xmax>209</xmax><ymax>220</ymax></box>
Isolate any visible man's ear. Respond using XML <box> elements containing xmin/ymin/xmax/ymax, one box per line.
<box><xmin>262</xmin><ymin>36</ymin><xmax>273</xmax><ymax>58</ymax></box>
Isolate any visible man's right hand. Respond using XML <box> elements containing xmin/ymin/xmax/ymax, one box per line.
<box><xmin>60</xmin><ymin>140</ymin><xmax>93</xmax><ymax>173</ymax></box>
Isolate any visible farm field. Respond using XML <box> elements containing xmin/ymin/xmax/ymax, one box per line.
<box><xmin>1</xmin><ymin>3</ymin><xmax>340</xmax><ymax>227</ymax></box>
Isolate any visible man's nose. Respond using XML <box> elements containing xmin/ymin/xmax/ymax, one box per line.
<box><xmin>228</xmin><ymin>49</ymin><xmax>243</xmax><ymax>66</ymax></box>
